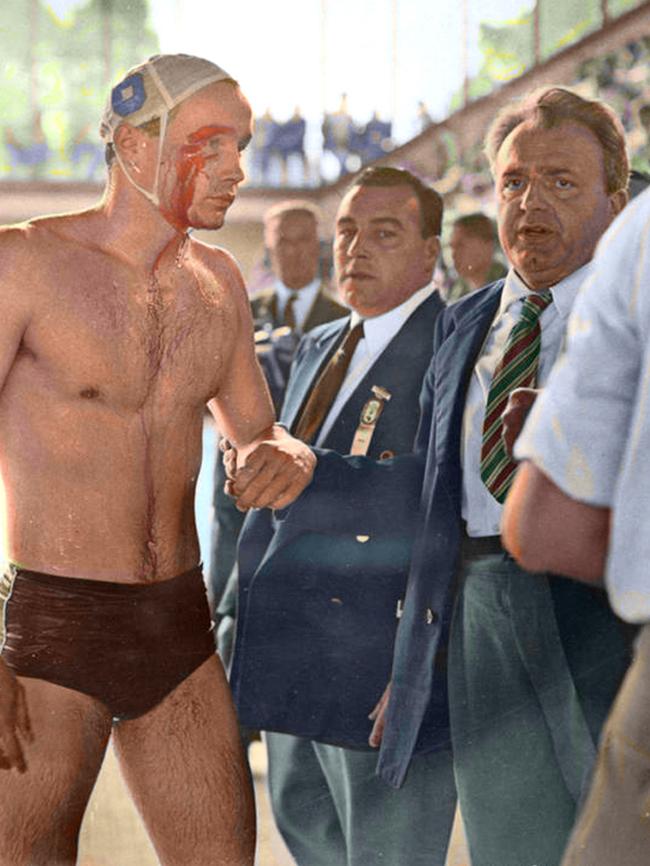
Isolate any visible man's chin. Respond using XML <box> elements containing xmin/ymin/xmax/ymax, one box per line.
<box><xmin>189</xmin><ymin>212</ymin><xmax>227</xmax><ymax>232</ymax></box>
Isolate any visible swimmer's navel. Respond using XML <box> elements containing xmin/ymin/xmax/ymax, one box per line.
<box><xmin>79</xmin><ymin>386</ymin><xmax>101</xmax><ymax>400</ymax></box>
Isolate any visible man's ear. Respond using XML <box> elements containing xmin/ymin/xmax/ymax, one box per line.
<box><xmin>609</xmin><ymin>188</ymin><xmax>629</xmax><ymax>218</ymax></box>
<box><xmin>424</xmin><ymin>235</ymin><xmax>441</xmax><ymax>269</ymax></box>
<box><xmin>113</xmin><ymin>122</ymin><xmax>148</xmax><ymax>168</ymax></box>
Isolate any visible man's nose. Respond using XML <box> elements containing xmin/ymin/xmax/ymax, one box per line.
<box><xmin>231</xmin><ymin>154</ymin><xmax>245</xmax><ymax>185</ymax></box>
<box><xmin>221</xmin><ymin>147</ymin><xmax>245</xmax><ymax>184</ymax></box>
<box><xmin>520</xmin><ymin>178</ymin><xmax>549</xmax><ymax>210</ymax></box>
<box><xmin>347</xmin><ymin>231</ymin><xmax>369</xmax><ymax>256</ymax></box>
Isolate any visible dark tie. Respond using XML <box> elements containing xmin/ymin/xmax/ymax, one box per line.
<box><xmin>480</xmin><ymin>290</ymin><xmax>553</xmax><ymax>502</ymax></box>
<box><xmin>293</xmin><ymin>322</ymin><xmax>365</xmax><ymax>444</ymax></box>
<box><xmin>283</xmin><ymin>292</ymin><xmax>298</xmax><ymax>329</ymax></box>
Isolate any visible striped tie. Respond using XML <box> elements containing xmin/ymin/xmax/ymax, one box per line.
<box><xmin>480</xmin><ymin>290</ymin><xmax>553</xmax><ymax>503</ymax></box>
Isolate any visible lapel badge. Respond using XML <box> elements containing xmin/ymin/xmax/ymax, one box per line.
<box><xmin>350</xmin><ymin>385</ymin><xmax>392</xmax><ymax>456</ymax></box>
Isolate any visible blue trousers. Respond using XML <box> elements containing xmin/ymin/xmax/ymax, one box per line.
<box><xmin>266</xmin><ymin>732</ymin><xmax>456</xmax><ymax>866</ymax></box>
<box><xmin>449</xmin><ymin>552</ymin><xmax>629</xmax><ymax>866</ymax></box>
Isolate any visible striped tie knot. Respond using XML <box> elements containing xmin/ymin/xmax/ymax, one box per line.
<box><xmin>519</xmin><ymin>290</ymin><xmax>553</xmax><ymax>325</ymax></box>
<box><xmin>480</xmin><ymin>289</ymin><xmax>553</xmax><ymax>503</ymax></box>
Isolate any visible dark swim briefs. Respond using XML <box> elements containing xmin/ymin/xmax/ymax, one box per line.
<box><xmin>0</xmin><ymin>564</ymin><xmax>215</xmax><ymax>720</ymax></box>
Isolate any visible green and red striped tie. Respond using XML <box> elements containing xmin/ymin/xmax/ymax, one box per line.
<box><xmin>480</xmin><ymin>290</ymin><xmax>553</xmax><ymax>503</ymax></box>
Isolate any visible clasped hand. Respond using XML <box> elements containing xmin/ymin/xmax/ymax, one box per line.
<box><xmin>222</xmin><ymin>425</ymin><xmax>316</xmax><ymax>511</ymax></box>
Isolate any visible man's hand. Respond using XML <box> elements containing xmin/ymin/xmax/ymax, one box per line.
<box><xmin>227</xmin><ymin>425</ymin><xmax>316</xmax><ymax>511</ymax></box>
<box><xmin>502</xmin><ymin>388</ymin><xmax>539</xmax><ymax>457</ymax></box>
<box><xmin>0</xmin><ymin>657</ymin><xmax>32</xmax><ymax>772</ymax></box>
<box><xmin>368</xmin><ymin>681</ymin><xmax>391</xmax><ymax>748</ymax></box>
<box><xmin>220</xmin><ymin>436</ymin><xmax>237</xmax><ymax>483</ymax></box>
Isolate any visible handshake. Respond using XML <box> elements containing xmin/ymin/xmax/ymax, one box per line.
<box><xmin>221</xmin><ymin>424</ymin><xmax>317</xmax><ymax>511</ymax></box>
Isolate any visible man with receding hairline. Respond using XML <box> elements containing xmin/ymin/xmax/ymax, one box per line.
<box><xmin>0</xmin><ymin>53</ymin><xmax>314</xmax><ymax>865</ymax></box>
<box><xmin>229</xmin><ymin>86</ymin><xmax>634</xmax><ymax>866</ymax></box>
<box><xmin>251</xmin><ymin>200</ymin><xmax>344</xmax><ymax>333</ymax></box>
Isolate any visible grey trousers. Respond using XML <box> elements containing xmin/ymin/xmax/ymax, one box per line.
<box><xmin>449</xmin><ymin>553</ymin><xmax>615</xmax><ymax>866</ymax></box>
<box><xmin>265</xmin><ymin>731</ymin><xmax>456</xmax><ymax>866</ymax></box>
<box><xmin>562</xmin><ymin>622</ymin><xmax>650</xmax><ymax>866</ymax></box>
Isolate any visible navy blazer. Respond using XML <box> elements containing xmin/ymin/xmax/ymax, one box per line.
<box><xmin>270</xmin><ymin>280</ymin><xmax>632</xmax><ymax>788</ymax></box>
<box><xmin>231</xmin><ymin>292</ymin><xmax>444</xmax><ymax>749</ymax></box>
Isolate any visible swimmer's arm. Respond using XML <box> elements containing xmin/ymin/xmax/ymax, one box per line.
<box><xmin>0</xmin><ymin>229</ymin><xmax>38</xmax><ymax>769</ymax></box>
<box><xmin>502</xmin><ymin>461</ymin><xmax>609</xmax><ymax>584</ymax></box>
<box><xmin>0</xmin><ymin>228</ymin><xmax>35</xmax><ymax>392</ymax></box>
<box><xmin>207</xmin><ymin>255</ymin><xmax>315</xmax><ymax>510</ymax></box>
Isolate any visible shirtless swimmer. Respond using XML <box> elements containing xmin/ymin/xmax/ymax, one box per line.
<box><xmin>0</xmin><ymin>54</ymin><xmax>315</xmax><ymax>866</ymax></box>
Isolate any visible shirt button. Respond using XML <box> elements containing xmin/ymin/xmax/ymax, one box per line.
<box><xmin>426</xmin><ymin>608</ymin><xmax>439</xmax><ymax>625</ymax></box>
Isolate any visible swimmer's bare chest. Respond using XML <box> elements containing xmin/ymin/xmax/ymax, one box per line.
<box><xmin>29</xmin><ymin>246</ymin><xmax>231</xmax><ymax>411</ymax></box>
<box><xmin>2</xmin><ymin>240</ymin><xmax>236</xmax><ymax>580</ymax></box>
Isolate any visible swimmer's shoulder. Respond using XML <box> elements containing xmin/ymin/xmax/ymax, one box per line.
<box><xmin>0</xmin><ymin>220</ymin><xmax>51</xmax><ymax>281</ymax></box>
<box><xmin>189</xmin><ymin>237</ymin><xmax>249</xmax><ymax>299</ymax></box>
<box><xmin>0</xmin><ymin>213</ymin><xmax>98</xmax><ymax>308</ymax></box>
<box><xmin>0</xmin><ymin>211</ymin><xmax>89</xmax><ymax>259</ymax></box>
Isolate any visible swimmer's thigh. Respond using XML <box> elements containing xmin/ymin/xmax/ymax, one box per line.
<box><xmin>0</xmin><ymin>677</ymin><xmax>113</xmax><ymax>866</ymax></box>
<box><xmin>112</xmin><ymin>654</ymin><xmax>255</xmax><ymax>866</ymax></box>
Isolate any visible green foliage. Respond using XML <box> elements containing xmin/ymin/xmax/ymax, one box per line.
<box><xmin>0</xmin><ymin>0</ymin><xmax>158</xmax><ymax>179</ymax></box>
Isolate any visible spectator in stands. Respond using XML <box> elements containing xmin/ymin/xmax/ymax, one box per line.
<box><xmin>447</xmin><ymin>212</ymin><xmax>506</xmax><ymax>302</ymax></box>
<box><xmin>250</xmin><ymin>108</ymin><xmax>277</xmax><ymax>185</ymax></box>
<box><xmin>275</xmin><ymin>107</ymin><xmax>308</xmax><ymax>186</ymax></box>
<box><xmin>417</xmin><ymin>100</ymin><xmax>434</xmax><ymax>132</ymax></box>
<box><xmin>322</xmin><ymin>94</ymin><xmax>353</xmax><ymax>177</ymax></box>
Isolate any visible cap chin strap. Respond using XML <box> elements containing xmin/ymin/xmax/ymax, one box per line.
<box><xmin>114</xmin><ymin>110</ymin><xmax>169</xmax><ymax>208</ymax></box>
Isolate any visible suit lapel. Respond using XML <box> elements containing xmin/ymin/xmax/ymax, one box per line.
<box><xmin>303</xmin><ymin>283</ymin><xmax>345</xmax><ymax>332</ymax></box>
<box><xmin>281</xmin><ymin>319</ymin><xmax>349</xmax><ymax>431</ymax></box>
<box><xmin>432</xmin><ymin>284</ymin><xmax>502</xmax><ymax>466</ymax></box>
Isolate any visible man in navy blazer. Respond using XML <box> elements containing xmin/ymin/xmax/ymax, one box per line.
<box><xmin>230</xmin><ymin>89</ymin><xmax>634</xmax><ymax>866</ymax></box>
<box><xmin>231</xmin><ymin>167</ymin><xmax>456</xmax><ymax>866</ymax></box>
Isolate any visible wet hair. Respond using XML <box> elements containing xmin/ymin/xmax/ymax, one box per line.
<box><xmin>485</xmin><ymin>86</ymin><xmax>629</xmax><ymax>195</ymax></box>
<box><xmin>348</xmin><ymin>166</ymin><xmax>443</xmax><ymax>237</ymax></box>
<box><xmin>453</xmin><ymin>212</ymin><xmax>496</xmax><ymax>243</ymax></box>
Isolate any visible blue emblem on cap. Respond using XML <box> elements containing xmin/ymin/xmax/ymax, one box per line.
<box><xmin>111</xmin><ymin>72</ymin><xmax>146</xmax><ymax>117</ymax></box>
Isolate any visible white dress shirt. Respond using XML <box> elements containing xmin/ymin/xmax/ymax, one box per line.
<box><xmin>515</xmin><ymin>189</ymin><xmax>650</xmax><ymax>623</ymax></box>
<box><xmin>274</xmin><ymin>277</ymin><xmax>323</xmax><ymax>332</ymax></box>
<box><xmin>315</xmin><ymin>283</ymin><xmax>437</xmax><ymax>446</ymax></box>
<box><xmin>461</xmin><ymin>264</ymin><xmax>591</xmax><ymax>536</ymax></box>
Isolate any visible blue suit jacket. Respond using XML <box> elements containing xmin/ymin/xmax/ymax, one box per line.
<box><xmin>231</xmin><ymin>292</ymin><xmax>444</xmax><ymax>750</ymax></box>
<box><xmin>267</xmin><ymin>280</ymin><xmax>631</xmax><ymax>788</ymax></box>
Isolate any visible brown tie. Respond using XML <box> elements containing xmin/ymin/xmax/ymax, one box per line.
<box><xmin>293</xmin><ymin>321</ymin><xmax>365</xmax><ymax>444</ymax></box>
<box><xmin>283</xmin><ymin>292</ymin><xmax>298</xmax><ymax>329</ymax></box>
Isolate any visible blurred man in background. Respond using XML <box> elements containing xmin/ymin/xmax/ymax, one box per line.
<box><xmin>209</xmin><ymin>200</ymin><xmax>345</xmax><ymax>649</ymax></box>
<box><xmin>447</xmin><ymin>211</ymin><xmax>506</xmax><ymax>302</ymax></box>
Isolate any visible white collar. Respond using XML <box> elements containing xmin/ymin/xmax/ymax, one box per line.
<box><xmin>274</xmin><ymin>276</ymin><xmax>321</xmax><ymax>303</ymax></box>
<box><xmin>349</xmin><ymin>282</ymin><xmax>436</xmax><ymax>355</ymax></box>
<box><xmin>499</xmin><ymin>261</ymin><xmax>594</xmax><ymax>322</ymax></box>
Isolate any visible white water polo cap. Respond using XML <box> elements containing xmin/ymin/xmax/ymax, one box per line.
<box><xmin>100</xmin><ymin>54</ymin><xmax>234</xmax><ymax>205</ymax></box>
